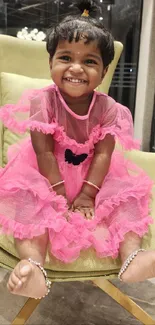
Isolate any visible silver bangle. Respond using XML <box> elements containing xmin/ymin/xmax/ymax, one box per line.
<box><xmin>28</xmin><ymin>258</ymin><xmax>51</xmax><ymax>299</ymax></box>
<box><xmin>118</xmin><ymin>248</ymin><xmax>146</xmax><ymax>281</ymax></box>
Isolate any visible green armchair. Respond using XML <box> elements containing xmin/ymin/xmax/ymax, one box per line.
<box><xmin>0</xmin><ymin>35</ymin><xmax>155</xmax><ymax>325</ymax></box>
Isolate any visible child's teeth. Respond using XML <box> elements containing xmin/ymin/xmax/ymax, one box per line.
<box><xmin>66</xmin><ymin>78</ymin><xmax>85</xmax><ymax>83</ymax></box>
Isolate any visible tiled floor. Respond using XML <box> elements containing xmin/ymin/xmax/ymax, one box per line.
<box><xmin>1</xmin><ymin>269</ymin><xmax>155</xmax><ymax>325</ymax></box>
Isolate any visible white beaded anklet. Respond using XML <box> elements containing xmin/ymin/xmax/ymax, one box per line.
<box><xmin>28</xmin><ymin>258</ymin><xmax>51</xmax><ymax>299</ymax></box>
<box><xmin>118</xmin><ymin>248</ymin><xmax>146</xmax><ymax>281</ymax></box>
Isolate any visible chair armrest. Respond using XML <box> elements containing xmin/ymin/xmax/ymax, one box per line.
<box><xmin>125</xmin><ymin>150</ymin><xmax>155</xmax><ymax>181</ymax></box>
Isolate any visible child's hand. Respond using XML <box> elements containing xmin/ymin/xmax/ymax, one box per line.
<box><xmin>71</xmin><ymin>192</ymin><xmax>95</xmax><ymax>220</ymax></box>
<box><xmin>64</xmin><ymin>196</ymin><xmax>72</xmax><ymax>221</ymax></box>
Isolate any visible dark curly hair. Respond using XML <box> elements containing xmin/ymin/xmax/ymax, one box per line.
<box><xmin>46</xmin><ymin>0</ymin><xmax>114</xmax><ymax>68</ymax></box>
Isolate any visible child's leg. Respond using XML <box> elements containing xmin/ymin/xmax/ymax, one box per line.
<box><xmin>7</xmin><ymin>231</ymin><xmax>49</xmax><ymax>298</ymax></box>
<box><xmin>119</xmin><ymin>231</ymin><xmax>155</xmax><ymax>282</ymax></box>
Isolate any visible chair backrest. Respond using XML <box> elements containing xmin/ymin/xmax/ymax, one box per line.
<box><xmin>0</xmin><ymin>35</ymin><xmax>123</xmax><ymax>93</ymax></box>
<box><xmin>0</xmin><ymin>35</ymin><xmax>50</xmax><ymax>79</ymax></box>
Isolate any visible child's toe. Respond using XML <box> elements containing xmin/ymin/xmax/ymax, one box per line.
<box><xmin>18</xmin><ymin>260</ymin><xmax>33</xmax><ymax>277</ymax></box>
<box><xmin>7</xmin><ymin>278</ymin><xmax>15</xmax><ymax>291</ymax></box>
<box><xmin>10</xmin><ymin>272</ymin><xmax>21</xmax><ymax>287</ymax></box>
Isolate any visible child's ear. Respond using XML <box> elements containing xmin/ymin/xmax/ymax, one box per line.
<box><xmin>101</xmin><ymin>66</ymin><xmax>109</xmax><ymax>79</ymax></box>
<box><xmin>49</xmin><ymin>57</ymin><xmax>52</xmax><ymax>70</ymax></box>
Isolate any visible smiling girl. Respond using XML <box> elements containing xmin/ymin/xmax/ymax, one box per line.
<box><xmin>0</xmin><ymin>0</ymin><xmax>154</xmax><ymax>299</ymax></box>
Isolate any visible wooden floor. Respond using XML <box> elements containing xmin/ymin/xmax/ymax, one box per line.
<box><xmin>1</xmin><ymin>270</ymin><xmax>155</xmax><ymax>325</ymax></box>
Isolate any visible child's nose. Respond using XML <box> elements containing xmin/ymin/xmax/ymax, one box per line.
<box><xmin>69</xmin><ymin>63</ymin><xmax>83</xmax><ymax>73</ymax></box>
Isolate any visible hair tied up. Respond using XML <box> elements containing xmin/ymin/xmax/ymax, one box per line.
<box><xmin>70</xmin><ymin>0</ymin><xmax>101</xmax><ymax>18</ymax></box>
<box><xmin>81</xmin><ymin>9</ymin><xmax>89</xmax><ymax>17</ymax></box>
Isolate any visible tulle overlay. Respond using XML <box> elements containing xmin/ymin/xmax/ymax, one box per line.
<box><xmin>0</xmin><ymin>84</ymin><xmax>153</xmax><ymax>263</ymax></box>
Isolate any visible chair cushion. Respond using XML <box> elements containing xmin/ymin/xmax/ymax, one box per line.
<box><xmin>0</xmin><ymin>72</ymin><xmax>155</xmax><ymax>276</ymax></box>
<box><xmin>0</xmin><ymin>72</ymin><xmax>52</xmax><ymax>166</ymax></box>
<box><xmin>0</xmin><ymin>71</ymin><xmax>123</xmax><ymax>167</ymax></box>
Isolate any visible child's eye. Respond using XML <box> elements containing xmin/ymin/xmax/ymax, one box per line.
<box><xmin>59</xmin><ymin>56</ymin><xmax>71</xmax><ymax>62</ymax></box>
<box><xmin>85</xmin><ymin>59</ymin><xmax>97</xmax><ymax>65</ymax></box>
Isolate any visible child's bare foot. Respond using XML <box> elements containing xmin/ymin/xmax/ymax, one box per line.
<box><xmin>7</xmin><ymin>259</ymin><xmax>48</xmax><ymax>298</ymax></box>
<box><xmin>121</xmin><ymin>250</ymin><xmax>155</xmax><ymax>283</ymax></box>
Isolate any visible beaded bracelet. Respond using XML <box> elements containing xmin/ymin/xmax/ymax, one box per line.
<box><xmin>83</xmin><ymin>180</ymin><xmax>100</xmax><ymax>191</ymax></box>
<box><xmin>28</xmin><ymin>258</ymin><xmax>51</xmax><ymax>299</ymax></box>
<box><xmin>118</xmin><ymin>248</ymin><xmax>146</xmax><ymax>281</ymax></box>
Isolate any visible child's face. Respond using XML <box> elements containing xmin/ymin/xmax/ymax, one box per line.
<box><xmin>49</xmin><ymin>39</ymin><xmax>107</xmax><ymax>99</ymax></box>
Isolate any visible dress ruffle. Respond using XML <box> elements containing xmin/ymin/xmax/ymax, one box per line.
<box><xmin>0</xmin><ymin>110</ymin><xmax>139</xmax><ymax>153</ymax></box>
<box><xmin>0</xmin><ymin>181</ymin><xmax>68</xmax><ymax>240</ymax></box>
<box><xmin>98</xmin><ymin>125</ymin><xmax>140</xmax><ymax>150</ymax></box>
<box><xmin>0</xmin><ymin>104</ymin><xmax>57</xmax><ymax>134</ymax></box>
<box><xmin>0</xmin><ymin>85</ymin><xmax>153</xmax><ymax>263</ymax></box>
<box><xmin>0</xmin><ymin>85</ymin><xmax>139</xmax><ymax>151</ymax></box>
<box><xmin>0</xmin><ymin>157</ymin><xmax>153</xmax><ymax>263</ymax></box>
<box><xmin>53</xmin><ymin>122</ymin><xmax>140</xmax><ymax>154</ymax></box>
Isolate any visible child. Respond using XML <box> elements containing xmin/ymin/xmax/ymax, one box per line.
<box><xmin>0</xmin><ymin>0</ymin><xmax>155</xmax><ymax>299</ymax></box>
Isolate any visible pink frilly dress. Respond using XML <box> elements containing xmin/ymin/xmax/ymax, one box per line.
<box><xmin>0</xmin><ymin>84</ymin><xmax>153</xmax><ymax>263</ymax></box>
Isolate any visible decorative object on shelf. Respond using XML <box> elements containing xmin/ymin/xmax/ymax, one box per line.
<box><xmin>17</xmin><ymin>27</ymin><xmax>46</xmax><ymax>41</ymax></box>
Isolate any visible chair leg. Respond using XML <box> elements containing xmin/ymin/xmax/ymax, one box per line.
<box><xmin>93</xmin><ymin>278</ymin><xmax>155</xmax><ymax>325</ymax></box>
<box><xmin>11</xmin><ymin>298</ymin><xmax>42</xmax><ymax>325</ymax></box>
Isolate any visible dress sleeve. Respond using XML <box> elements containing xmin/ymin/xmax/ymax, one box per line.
<box><xmin>99</xmin><ymin>100</ymin><xmax>140</xmax><ymax>150</ymax></box>
<box><xmin>0</xmin><ymin>88</ymin><xmax>57</xmax><ymax>134</ymax></box>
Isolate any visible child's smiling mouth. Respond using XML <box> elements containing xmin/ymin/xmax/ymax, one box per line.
<box><xmin>63</xmin><ymin>77</ymin><xmax>88</xmax><ymax>84</ymax></box>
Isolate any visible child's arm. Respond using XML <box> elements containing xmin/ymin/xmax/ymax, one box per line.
<box><xmin>82</xmin><ymin>134</ymin><xmax>115</xmax><ymax>198</ymax></box>
<box><xmin>30</xmin><ymin>130</ymin><xmax>66</xmax><ymax>197</ymax></box>
<box><xmin>74</xmin><ymin>134</ymin><xmax>115</xmax><ymax>206</ymax></box>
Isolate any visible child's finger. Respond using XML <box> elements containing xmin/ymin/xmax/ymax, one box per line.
<box><xmin>71</xmin><ymin>207</ymin><xmax>94</xmax><ymax>220</ymax></box>
<box><xmin>90</xmin><ymin>208</ymin><xmax>94</xmax><ymax>218</ymax></box>
<box><xmin>86</xmin><ymin>208</ymin><xmax>93</xmax><ymax>220</ymax></box>
<box><xmin>74</xmin><ymin>207</ymin><xmax>85</xmax><ymax>217</ymax></box>
<box><xmin>64</xmin><ymin>211</ymin><xmax>70</xmax><ymax>221</ymax></box>
<box><xmin>81</xmin><ymin>208</ymin><xmax>87</xmax><ymax>218</ymax></box>
<box><xmin>70</xmin><ymin>204</ymin><xmax>75</xmax><ymax>212</ymax></box>
<box><xmin>77</xmin><ymin>207</ymin><xmax>92</xmax><ymax>219</ymax></box>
